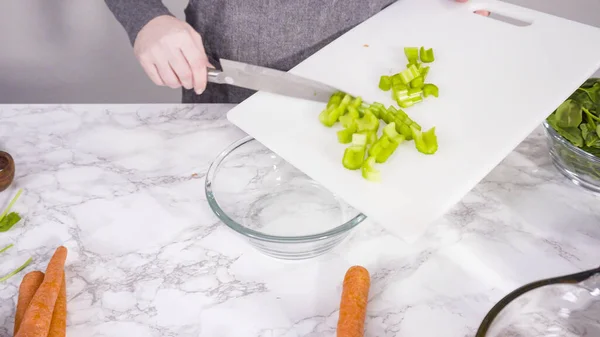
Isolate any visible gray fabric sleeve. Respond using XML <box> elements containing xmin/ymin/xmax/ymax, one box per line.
<box><xmin>104</xmin><ymin>0</ymin><xmax>173</xmax><ymax>45</ymax></box>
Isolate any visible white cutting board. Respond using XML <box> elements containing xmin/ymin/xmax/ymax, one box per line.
<box><xmin>227</xmin><ymin>0</ymin><xmax>600</xmax><ymax>242</ymax></box>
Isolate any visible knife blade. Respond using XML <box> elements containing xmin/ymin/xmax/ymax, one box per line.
<box><xmin>207</xmin><ymin>59</ymin><xmax>343</xmax><ymax>103</ymax></box>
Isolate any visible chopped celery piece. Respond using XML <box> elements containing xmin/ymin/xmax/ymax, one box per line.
<box><xmin>357</xmin><ymin>105</ymin><xmax>365</xmax><ymax>115</ymax></box>
<box><xmin>394</xmin><ymin>91</ymin><xmax>410</xmax><ymax>106</ymax></box>
<box><xmin>339</xmin><ymin>94</ymin><xmax>352</xmax><ymax>108</ymax></box>
<box><xmin>386</xmin><ymin>106</ymin><xmax>399</xmax><ymax>120</ymax></box>
<box><xmin>342</xmin><ymin>134</ymin><xmax>367</xmax><ymax>170</ymax></box>
<box><xmin>359</xmin><ymin>130</ymin><xmax>377</xmax><ymax>146</ymax></box>
<box><xmin>392</xmin><ymin>81</ymin><xmax>408</xmax><ymax>93</ymax></box>
<box><xmin>361</xmin><ymin>157</ymin><xmax>381</xmax><ymax>182</ymax></box>
<box><xmin>339</xmin><ymin>115</ymin><xmax>356</xmax><ymax>129</ymax></box>
<box><xmin>404</xmin><ymin>47</ymin><xmax>419</xmax><ymax>64</ymax></box>
<box><xmin>407</xmin><ymin>88</ymin><xmax>422</xmax><ymax>99</ymax></box>
<box><xmin>319</xmin><ymin>106</ymin><xmax>336</xmax><ymax>127</ymax></box>
<box><xmin>368</xmin><ymin>136</ymin><xmax>391</xmax><ymax>157</ymax></box>
<box><xmin>370</xmin><ymin>102</ymin><xmax>385</xmax><ymax>111</ymax></box>
<box><xmin>342</xmin><ymin>146</ymin><xmax>366</xmax><ymax>170</ymax></box>
<box><xmin>375</xmin><ymin>141</ymin><xmax>399</xmax><ymax>163</ymax></box>
<box><xmin>408</xmin><ymin>64</ymin><xmax>420</xmax><ymax>78</ymax></box>
<box><xmin>411</xmin><ymin>126</ymin><xmax>438</xmax><ymax>154</ymax></box>
<box><xmin>378</xmin><ymin>76</ymin><xmax>392</xmax><ymax>91</ymax></box>
<box><xmin>326</xmin><ymin>92</ymin><xmax>343</xmax><ymax>108</ymax></box>
<box><xmin>350</xmin><ymin>96</ymin><xmax>363</xmax><ymax>108</ymax></box>
<box><xmin>410</xmin><ymin>76</ymin><xmax>424</xmax><ymax>89</ymax></box>
<box><xmin>346</xmin><ymin>106</ymin><xmax>360</xmax><ymax>119</ymax></box>
<box><xmin>419</xmin><ymin>47</ymin><xmax>435</xmax><ymax>63</ymax></box>
<box><xmin>395</xmin><ymin>120</ymin><xmax>413</xmax><ymax>140</ymax></box>
<box><xmin>351</xmin><ymin>133</ymin><xmax>367</xmax><ymax>147</ymax></box>
<box><xmin>379</xmin><ymin>110</ymin><xmax>391</xmax><ymax>124</ymax></box>
<box><xmin>391</xmin><ymin>74</ymin><xmax>404</xmax><ymax>86</ymax></box>
<box><xmin>399</xmin><ymin>68</ymin><xmax>415</xmax><ymax>85</ymax></box>
<box><xmin>411</xmin><ymin>96</ymin><xmax>424</xmax><ymax>104</ymax></box>
<box><xmin>337</xmin><ymin>124</ymin><xmax>357</xmax><ymax>144</ymax></box>
<box><xmin>356</xmin><ymin>111</ymin><xmax>379</xmax><ymax>132</ymax></box>
<box><xmin>398</xmin><ymin>99</ymin><xmax>415</xmax><ymax>108</ymax></box>
<box><xmin>326</xmin><ymin>106</ymin><xmax>345</xmax><ymax>125</ymax></box>
<box><xmin>368</xmin><ymin>104</ymin><xmax>384</xmax><ymax>119</ymax></box>
<box><xmin>420</xmin><ymin>66</ymin><xmax>430</xmax><ymax>80</ymax></box>
<box><xmin>383</xmin><ymin>123</ymin><xmax>400</xmax><ymax>140</ymax></box>
<box><xmin>423</xmin><ymin>83</ymin><xmax>439</xmax><ymax>98</ymax></box>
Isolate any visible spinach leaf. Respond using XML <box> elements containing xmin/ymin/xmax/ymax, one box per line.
<box><xmin>581</xmin><ymin>124</ymin><xmax>600</xmax><ymax>148</ymax></box>
<box><xmin>0</xmin><ymin>212</ymin><xmax>21</xmax><ymax>232</ymax></box>
<box><xmin>0</xmin><ymin>189</ymin><xmax>22</xmax><ymax>232</ymax></box>
<box><xmin>555</xmin><ymin>99</ymin><xmax>582</xmax><ymax>128</ymax></box>
<box><xmin>547</xmin><ymin>78</ymin><xmax>600</xmax><ymax>156</ymax></box>
<box><xmin>571</xmin><ymin>90</ymin><xmax>595</xmax><ymax>111</ymax></box>
<box><xmin>548</xmin><ymin>113</ymin><xmax>584</xmax><ymax>147</ymax></box>
<box><xmin>578</xmin><ymin>83</ymin><xmax>600</xmax><ymax>103</ymax></box>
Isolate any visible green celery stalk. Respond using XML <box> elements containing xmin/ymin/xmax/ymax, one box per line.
<box><xmin>337</xmin><ymin>124</ymin><xmax>357</xmax><ymax>144</ymax></box>
<box><xmin>423</xmin><ymin>83</ymin><xmax>439</xmax><ymax>98</ymax></box>
<box><xmin>0</xmin><ymin>189</ymin><xmax>23</xmax><ymax>221</ymax></box>
<box><xmin>361</xmin><ymin>156</ymin><xmax>381</xmax><ymax>182</ymax></box>
<box><xmin>0</xmin><ymin>244</ymin><xmax>13</xmax><ymax>254</ymax></box>
<box><xmin>326</xmin><ymin>106</ymin><xmax>345</xmax><ymax>126</ymax></box>
<box><xmin>407</xmin><ymin>88</ymin><xmax>422</xmax><ymax>99</ymax></box>
<box><xmin>404</xmin><ymin>47</ymin><xmax>419</xmax><ymax>64</ymax></box>
<box><xmin>339</xmin><ymin>115</ymin><xmax>357</xmax><ymax>129</ymax></box>
<box><xmin>319</xmin><ymin>106</ymin><xmax>335</xmax><ymax>127</ymax></box>
<box><xmin>419</xmin><ymin>47</ymin><xmax>435</xmax><ymax>63</ymax></box>
<box><xmin>368</xmin><ymin>135</ymin><xmax>391</xmax><ymax>158</ymax></box>
<box><xmin>375</xmin><ymin>141</ymin><xmax>399</xmax><ymax>163</ymax></box>
<box><xmin>350</xmin><ymin>96</ymin><xmax>363</xmax><ymax>108</ymax></box>
<box><xmin>359</xmin><ymin>130</ymin><xmax>377</xmax><ymax>146</ymax></box>
<box><xmin>0</xmin><ymin>257</ymin><xmax>33</xmax><ymax>282</ymax></box>
<box><xmin>342</xmin><ymin>134</ymin><xmax>367</xmax><ymax>170</ymax></box>
<box><xmin>399</xmin><ymin>68</ymin><xmax>416</xmax><ymax>85</ymax></box>
<box><xmin>378</xmin><ymin>76</ymin><xmax>392</xmax><ymax>91</ymax></box>
<box><xmin>368</xmin><ymin>103</ymin><xmax>385</xmax><ymax>119</ymax></box>
<box><xmin>408</xmin><ymin>64</ymin><xmax>420</xmax><ymax>78</ymax></box>
<box><xmin>410</xmin><ymin>76</ymin><xmax>425</xmax><ymax>89</ymax></box>
<box><xmin>420</xmin><ymin>66</ymin><xmax>430</xmax><ymax>81</ymax></box>
<box><xmin>326</xmin><ymin>92</ymin><xmax>343</xmax><ymax>108</ymax></box>
<box><xmin>391</xmin><ymin>73</ymin><xmax>404</xmax><ymax>86</ymax></box>
<box><xmin>356</xmin><ymin>111</ymin><xmax>379</xmax><ymax>132</ymax></box>
<box><xmin>411</xmin><ymin>126</ymin><xmax>438</xmax><ymax>154</ymax></box>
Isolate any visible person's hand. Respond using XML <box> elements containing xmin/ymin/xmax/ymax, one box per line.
<box><xmin>455</xmin><ymin>0</ymin><xmax>490</xmax><ymax>16</ymax></box>
<box><xmin>133</xmin><ymin>15</ymin><xmax>210</xmax><ymax>94</ymax></box>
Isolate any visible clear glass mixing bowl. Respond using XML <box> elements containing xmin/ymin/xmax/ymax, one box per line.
<box><xmin>205</xmin><ymin>136</ymin><xmax>366</xmax><ymax>260</ymax></box>
<box><xmin>477</xmin><ymin>267</ymin><xmax>600</xmax><ymax>337</ymax></box>
<box><xmin>544</xmin><ymin>108</ymin><xmax>600</xmax><ymax>193</ymax></box>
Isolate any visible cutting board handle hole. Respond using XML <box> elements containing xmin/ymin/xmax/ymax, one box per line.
<box><xmin>474</xmin><ymin>10</ymin><xmax>532</xmax><ymax>27</ymax></box>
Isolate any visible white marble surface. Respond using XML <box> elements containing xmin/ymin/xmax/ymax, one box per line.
<box><xmin>0</xmin><ymin>104</ymin><xmax>598</xmax><ymax>337</ymax></box>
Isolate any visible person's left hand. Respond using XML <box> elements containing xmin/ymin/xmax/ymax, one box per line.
<box><xmin>455</xmin><ymin>0</ymin><xmax>490</xmax><ymax>16</ymax></box>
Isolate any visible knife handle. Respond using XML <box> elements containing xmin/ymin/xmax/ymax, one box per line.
<box><xmin>207</xmin><ymin>68</ymin><xmax>227</xmax><ymax>84</ymax></box>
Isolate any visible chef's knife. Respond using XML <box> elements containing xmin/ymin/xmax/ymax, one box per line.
<box><xmin>207</xmin><ymin>59</ymin><xmax>345</xmax><ymax>103</ymax></box>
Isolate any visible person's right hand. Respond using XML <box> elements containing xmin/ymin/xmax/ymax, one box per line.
<box><xmin>133</xmin><ymin>15</ymin><xmax>210</xmax><ymax>94</ymax></box>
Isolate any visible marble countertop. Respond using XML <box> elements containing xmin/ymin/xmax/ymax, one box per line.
<box><xmin>0</xmin><ymin>104</ymin><xmax>598</xmax><ymax>337</ymax></box>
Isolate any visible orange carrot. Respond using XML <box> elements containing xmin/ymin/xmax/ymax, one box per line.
<box><xmin>15</xmin><ymin>246</ymin><xmax>68</xmax><ymax>337</ymax></box>
<box><xmin>47</xmin><ymin>271</ymin><xmax>67</xmax><ymax>337</ymax></box>
<box><xmin>14</xmin><ymin>271</ymin><xmax>45</xmax><ymax>335</ymax></box>
<box><xmin>336</xmin><ymin>265</ymin><xmax>371</xmax><ymax>337</ymax></box>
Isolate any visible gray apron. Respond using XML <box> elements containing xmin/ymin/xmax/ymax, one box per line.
<box><xmin>182</xmin><ymin>0</ymin><xmax>395</xmax><ymax>103</ymax></box>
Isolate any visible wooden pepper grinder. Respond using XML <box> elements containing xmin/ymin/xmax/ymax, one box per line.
<box><xmin>0</xmin><ymin>151</ymin><xmax>15</xmax><ymax>192</ymax></box>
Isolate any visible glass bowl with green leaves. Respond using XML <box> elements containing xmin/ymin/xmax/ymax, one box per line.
<box><xmin>544</xmin><ymin>78</ymin><xmax>600</xmax><ymax>193</ymax></box>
